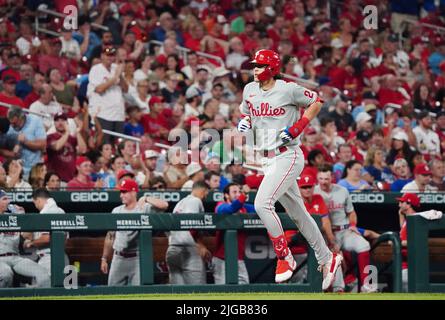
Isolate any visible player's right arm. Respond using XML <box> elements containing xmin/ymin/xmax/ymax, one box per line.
<box><xmin>100</xmin><ymin>231</ymin><xmax>115</xmax><ymax>274</ymax></box>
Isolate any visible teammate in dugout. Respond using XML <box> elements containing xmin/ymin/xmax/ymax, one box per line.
<box><xmin>0</xmin><ymin>190</ymin><xmax>50</xmax><ymax>288</ymax></box>
<box><xmin>213</xmin><ymin>183</ymin><xmax>255</xmax><ymax>284</ymax></box>
<box><xmin>285</xmin><ymin>175</ymin><xmax>345</xmax><ymax>292</ymax></box>
<box><xmin>22</xmin><ymin>188</ymin><xmax>69</xmax><ymax>275</ymax></box>
<box><xmin>166</xmin><ymin>181</ymin><xmax>212</xmax><ymax>285</ymax></box>
<box><xmin>100</xmin><ymin>178</ymin><xmax>168</xmax><ymax>286</ymax></box>
<box><xmin>237</xmin><ymin>49</ymin><xmax>342</xmax><ymax>289</ymax></box>
<box><xmin>314</xmin><ymin>165</ymin><xmax>376</xmax><ymax>293</ymax></box>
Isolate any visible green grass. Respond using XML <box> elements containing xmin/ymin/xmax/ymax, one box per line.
<box><xmin>6</xmin><ymin>292</ymin><xmax>445</xmax><ymax>300</ymax></box>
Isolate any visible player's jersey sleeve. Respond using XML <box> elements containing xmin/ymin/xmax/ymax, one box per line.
<box><xmin>344</xmin><ymin>189</ymin><xmax>354</xmax><ymax>213</ymax></box>
<box><xmin>183</xmin><ymin>197</ymin><xmax>204</xmax><ymax>214</ymax></box>
<box><xmin>288</xmin><ymin>82</ymin><xmax>317</xmax><ymax>108</ymax></box>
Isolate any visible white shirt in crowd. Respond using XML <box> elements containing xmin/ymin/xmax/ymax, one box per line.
<box><xmin>401</xmin><ymin>180</ymin><xmax>438</xmax><ymax>193</ymax></box>
<box><xmin>29</xmin><ymin>100</ymin><xmax>63</xmax><ymax>131</ymax></box>
<box><xmin>87</xmin><ymin>63</ymin><xmax>125</xmax><ymax>122</ymax></box>
<box><xmin>413</xmin><ymin>126</ymin><xmax>440</xmax><ymax>156</ymax></box>
<box><xmin>16</xmin><ymin>36</ymin><xmax>41</xmax><ymax>56</ymax></box>
<box><xmin>60</xmin><ymin>37</ymin><xmax>81</xmax><ymax>60</ymax></box>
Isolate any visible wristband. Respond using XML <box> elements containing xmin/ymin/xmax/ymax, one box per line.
<box><xmin>101</xmin><ymin>257</ymin><xmax>107</xmax><ymax>262</ymax></box>
<box><xmin>288</xmin><ymin>116</ymin><xmax>310</xmax><ymax>138</ymax></box>
<box><xmin>350</xmin><ymin>222</ymin><xmax>357</xmax><ymax>228</ymax></box>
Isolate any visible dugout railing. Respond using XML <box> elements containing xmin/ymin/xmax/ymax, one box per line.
<box><xmin>0</xmin><ymin>213</ymin><xmax>324</xmax><ymax>297</ymax></box>
<box><xmin>407</xmin><ymin>215</ymin><xmax>445</xmax><ymax>293</ymax></box>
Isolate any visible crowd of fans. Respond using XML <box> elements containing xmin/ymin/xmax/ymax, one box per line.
<box><xmin>0</xmin><ymin>0</ymin><xmax>443</xmax><ymax>193</ymax></box>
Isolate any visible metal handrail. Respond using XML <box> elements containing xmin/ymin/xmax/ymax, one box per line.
<box><xmin>148</xmin><ymin>40</ymin><xmax>225</xmax><ymax>67</ymax></box>
<box><xmin>400</xmin><ymin>17</ymin><xmax>445</xmax><ymax>34</ymax></box>
<box><xmin>37</xmin><ymin>7</ymin><xmax>109</xmax><ymax>31</ymax></box>
<box><xmin>0</xmin><ymin>102</ymin><xmax>52</xmax><ymax>118</ymax></box>
<box><xmin>369</xmin><ymin>231</ymin><xmax>403</xmax><ymax>293</ymax></box>
<box><xmin>281</xmin><ymin>73</ymin><xmax>320</xmax><ymax>89</ymax></box>
<box><xmin>36</xmin><ymin>27</ymin><xmax>61</xmax><ymax>37</ymax></box>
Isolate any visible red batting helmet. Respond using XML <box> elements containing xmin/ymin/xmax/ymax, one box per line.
<box><xmin>251</xmin><ymin>49</ymin><xmax>281</xmax><ymax>81</ymax></box>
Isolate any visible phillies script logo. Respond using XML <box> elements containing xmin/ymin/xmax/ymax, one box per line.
<box><xmin>247</xmin><ymin>101</ymin><xmax>285</xmax><ymax>117</ymax></box>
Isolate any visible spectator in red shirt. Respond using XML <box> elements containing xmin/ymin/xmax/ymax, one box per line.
<box><xmin>0</xmin><ymin>49</ymin><xmax>21</xmax><ymax>82</ymax></box>
<box><xmin>141</xmin><ymin>96</ymin><xmax>171</xmax><ymax>144</ymax></box>
<box><xmin>377</xmin><ymin>74</ymin><xmax>409</xmax><ymax>106</ymax></box>
<box><xmin>67</xmin><ymin>156</ymin><xmax>102</xmax><ymax>190</ymax></box>
<box><xmin>38</xmin><ymin>38</ymin><xmax>74</xmax><ymax>81</ymax></box>
<box><xmin>46</xmin><ymin>112</ymin><xmax>87</xmax><ymax>183</ymax></box>
<box><xmin>0</xmin><ymin>75</ymin><xmax>24</xmax><ymax>117</ymax></box>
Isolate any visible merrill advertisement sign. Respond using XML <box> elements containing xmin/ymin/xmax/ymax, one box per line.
<box><xmin>0</xmin><ymin>215</ymin><xmax>21</xmax><ymax>231</ymax></box>
<box><xmin>116</xmin><ymin>215</ymin><xmax>152</xmax><ymax>230</ymax></box>
<box><xmin>50</xmin><ymin>215</ymin><xmax>88</xmax><ymax>230</ymax></box>
<box><xmin>179</xmin><ymin>214</ymin><xmax>216</xmax><ymax>229</ymax></box>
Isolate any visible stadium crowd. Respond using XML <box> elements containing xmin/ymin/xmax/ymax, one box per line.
<box><xmin>0</xmin><ymin>0</ymin><xmax>443</xmax><ymax>194</ymax></box>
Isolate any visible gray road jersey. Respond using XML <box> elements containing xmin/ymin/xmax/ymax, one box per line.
<box><xmin>240</xmin><ymin>79</ymin><xmax>317</xmax><ymax>151</ymax></box>
<box><xmin>112</xmin><ymin>203</ymin><xmax>154</xmax><ymax>252</ymax></box>
<box><xmin>314</xmin><ymin>184</ymin><xmax>354</xmax><ymax>226</ymax></box>
<box><xmin>0</xmin><ymin>211</ymin><xmax>23</xmax><ymax>254</ymax></box>
<box><xmin>169</xmin><ymin>195</ymin><xmax>204</xmax><ymax>246</ymax></box>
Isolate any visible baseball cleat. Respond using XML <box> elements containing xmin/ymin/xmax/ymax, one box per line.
<box><xmin>320</xmin><ymin>253</ymin><xmax>343</xmax><ymax>291</ymax></box>
<box><xmin>275</xmin><ymin>254</ymin><xmax>297</xmax><ymax>283</ymax></box>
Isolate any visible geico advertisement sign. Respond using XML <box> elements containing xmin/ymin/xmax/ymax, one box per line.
<box><xmin>143</xmin><ymin>192</ymin><xmax>181</xmax><ymax>202</ymax></box>
<box><xmin>350</xmin><ymin>193</ymin><xmax>385</xmax><ymax>203</ymax></box>
<box><xmin>419</xmin><ymin>194</ymin><xmax>445</xmax><ymax>203</ymax></box>
<box><xmin>6</xmin><ymin>192</ymin><xmax>33</xmax><ymax>202</ymax></box>
<box><xmin>70</xmin><ymin>192</ymin><xmax>109</xmax><ymax>202</ymax></box>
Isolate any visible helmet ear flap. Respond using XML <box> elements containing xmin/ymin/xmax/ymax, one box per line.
<box><xmin>257</xmin><ymin>66</ymin><xmax>273</xmax><ymax>81</ymax></box>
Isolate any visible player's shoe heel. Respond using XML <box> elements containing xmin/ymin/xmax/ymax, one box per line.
<box><xmin>275</xmin><ymin>254</ymin><xmax>297</xmax><ymax>283</ymax></box>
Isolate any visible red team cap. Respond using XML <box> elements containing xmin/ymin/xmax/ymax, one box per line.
<box><xmin>116</xmin><ymin>169</ymin><xmax>135</xmax><ymax>181</ymax></box>
<box><xmin>413</xmin><ymin>163</ymin><xmax>432</xmax><ymax>175</ymax></box>
<box><xmin>298</xmin><ymin>174</ymin><xmax>316</xmax><ymax>188</ymax></box>
<box><xmin>118</xmin><ymin>179</ymin><xmax>139</xmax><ymax>193</ymax></box>
<box><xmin>148</xmin><ymin>96</ymin><xmax>164</xmax><ymax>107</ymax></box>
<box><xmin>76</xmin><ymin>156</ymin><xmax>90</xmax><ymax>167</ymax></box>
<box><xmin>396</xmin><ymin>193</ymin><xmax>420</xmax><ymax>207</ymax></box>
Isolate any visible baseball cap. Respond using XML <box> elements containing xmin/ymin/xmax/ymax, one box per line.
<box><xmin>304</xmin><ymin>126</ymin><xmax>317</xmax><ymax>135</ymax></box>
<box><xmin>364</xmin><ymin>103</ymin><xmax>377</xmax><ymax>113</ymax></box>
<box><xmin>2</xmin><ymin>74</ymin><xmax>17</xmax><ymax>84</ymax></box>
<box><xmin>387</xmin><ymin>34</ymin><xmax>399</xmax><ymax>43</ymax></box>
<box><xmin>417</xmin><ymin>110</ymin><xmax>431</xmax><ymax>120</ymax></box>
<box><xmin>118</xmin><ymin>178</ymin><xmax>139</xmax><ymax>192</ymax></box>
<box><xmin>186</xmin><ymin>162</ymin><xmax>202</xmax><ymax>177</ymax></box>
<box><xmin>298</xmin><ymin>174</ymin><xmax>316</xmax><ymax>188</ymax></box>
<box><xmin>143</xmin><ymin>150</ymin><xmax>159</xmax><ymax>160</ymax></box>
<box><xmin>185</xmin><ymin>86</ymin><xmax>201</xmax><ymax>99</ymax></box>
<box><xmin>148</xmin><ymin>96</ymin><xmax>164</xmax><ymax>107</ymax></box>
<box><xmin>102</xmin><ymin>46</ymin><xmax>117</xmax><ymax>55</ymax></box>
<box><xmin>413</xmin><ymin>163</ymin><xmax>432</xmax><ymax>175</ymax></box>
<box><xmin>396</xmin><ymin>193</ymin><xmax>420</xmax><ymax>207</ymax></box>
<box><xmin>356</xmin><ymin>112</ymin><xmax>372</xmax><ymax>124</ymax></box>
<box><xmin>392</xmin><ymin>130</ymin><xmax>409</xmax><ymax>142</ymax></box>
<box><xmin>76</xmin><ymin>156</ymin><xmax>91</xmax><ymax>167</ymax></box>
<box><xmin>117</xmin><ymin>169</ymin><xmax>135</xmax><ymax>181</ymax></box>
<box><xmin>196</xmin><ymin>65</ymin><xmax>210</xmax><ymax>73</ymax></box>
<box><xmin>356</xmin><ymin>130</ymin><xmax>371</xmax><ymax>142</ymax></box>
<box><xmin>54</xmin><ymin>112</ymin><xmax>67</xmax><ymax>121</ymax></box>
<box><xmin>213</xmin><ymin>67</ymin><xmax>231</xmax><ymax>78</ymax></box>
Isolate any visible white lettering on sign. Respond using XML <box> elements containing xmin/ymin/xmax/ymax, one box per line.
<box><xmin>350</xmin><ymin>193</ymin><xmax>385</xmax><ymax>203</ymax></box>
<box><xmin>245</xmin><ymin>236</ymin><xmax>275</xmax><ymax>260</ymax></box>
<box><xmin>71</xmin><ymin>192</ymin><xmax>109</xmax><ymax>202</ymax></box>
<box><xmin>419</xmin><ymin>194</ymin><xmax>445</xmax><ymax>204</ymax></box>
<box><xmin>143</xmin><ymin>192</ymin><xmax>181</xmax><ymax>202</ymax></box>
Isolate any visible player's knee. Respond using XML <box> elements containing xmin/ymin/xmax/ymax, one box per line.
<box><xmin>356</xmin><ymin>239</ymin><xmax>371</xmax><ymax>253</ymax></box>
<box><xmin>254</xmin><ymin>196</ymin><xmax>274</xmax><ymax>213</ymax></box>
<box><xmin>36</xmin><ymin>272</ymin><xmax>51</xmax><ymax>288</ymax></box>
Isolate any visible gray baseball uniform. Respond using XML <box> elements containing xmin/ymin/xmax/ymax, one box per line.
<box><xmin>166</xmin><ymin>195</ymin><xmax>206</xmax><ymax>285</ymax></box>
<box><xmin>240</xmin><ymin>79</ymin><xmax>331</xmax><ymax>266</ymax></box>
<box><xmin>0</xmin><ymin>211</ymin><xmax>50</xmax><ymax>288</ymax></box>
<box><xmin>314</xmin><ymin>184</ymin><xmax>370</xmax><ymax>253</ymax></box>
<box><xmin>108</xmin><ymin>203</ymin><xmax>154</xmax><ymax>286</ymax></box>
<box><xmin>33</xmin><ymin>198</ymin><xmax>69</xmax><ymax>274</ymax></box>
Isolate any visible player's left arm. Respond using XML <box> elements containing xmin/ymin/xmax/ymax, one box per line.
<box><xmin>139</xmin><ymin>196</ymin><xmax>169</xmax><ymax>211</ymax></box>
<box><xmin>24</xmin><ymin>233</ymin><xmax>50</xmax><ymax>249</ymax></box>
<box><xmin>282</xmin><ymin>85</ymin><xmax>323</xmax><ymax>140</ymax></box>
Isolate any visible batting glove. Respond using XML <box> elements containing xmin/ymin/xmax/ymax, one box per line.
<box><xmin>279</xmin><ymin>127</ymin><xmax>293</xmax><ymax>144</ymax></box>
<box><xmin>237</xmin><ymin>116</ymin><xmax>251</xmax><ymax>133</ymax></box>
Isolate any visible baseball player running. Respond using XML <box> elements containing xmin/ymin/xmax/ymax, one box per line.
<box><xmin>314</xmin><ymin>165</ymin><xmax>376</xmax><ymax>293</ymax></box>
<box><xmin>100</xmin><ymin>178</ymin><xmax>168</xmax><ymax>286</ymax></box>
<box><xmin>166</xmin><ymin>181</ymin><xmax>212</xmax><ymax>285</ymax></box>
<box><xmin>22</xmin><ymin>188</ymin><xmax>69</xmax><ymax>274</ymax></box>
<box><xmin>237</xmin><ymin>49</ymin><xmax>342</xmax><ymax>289</ymax></box>
<box><xmin>0</xmin><ymin>190</ymin><xmax>50</xmax><ymax>288</ymax></box>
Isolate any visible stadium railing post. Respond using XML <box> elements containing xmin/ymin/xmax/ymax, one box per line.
<box><xmin>308</xmin><ymin>215</ymin><xmax>322</xmax><ymax>292</ymax></box>
<box><xmin>50</xmin><ymin>231</ymin><xmax>66</xmax><ymax>287</ymax></box>
<box><xmin>139</xmin><ymin>230</ymin><xmax>154</xmax><ymax>285</ymax></box>
<box><xmin>224</xmin><ymin>230</ymin><xmax>238</xmax><ymax>284</ymax></box>
<box><xmin>407</xmin><ymin>215</ymin><xmax>429</xmax><ymax>293</ymax></box>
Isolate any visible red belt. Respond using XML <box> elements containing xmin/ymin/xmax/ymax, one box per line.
<box><xmin>263</xmin><ymin>146</ymin><xmax>288</xmax><ymax>158</ymax></box>
<box><xmin>0</xmin><ymin>253</ymin><xmax>17</xmax><ymax>257</ymax></box>
<box><xmin>114</xmin><ymin>251</ymin><xmax>138</xmax><ymax>258</ymax></box>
